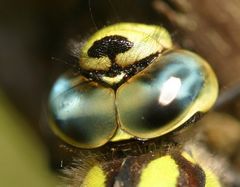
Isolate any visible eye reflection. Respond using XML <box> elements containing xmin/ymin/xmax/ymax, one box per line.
<box><xmin>117</xmin><ymin>50</ymin><xmax>208</xmax><ymax>139</ymax></box>
<box><xmin>158</xmin><ymin>77</ymin><xmax>182</xmax><ymax>106</ymax></box>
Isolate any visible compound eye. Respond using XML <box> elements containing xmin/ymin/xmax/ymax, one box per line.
<box><xmin>116</xmin><ymin>50</ymin><xmax>218</xmax><ymax>139</ymax></box>
<box><xmin>48</xmin><ymin>72</ymin><xmax>116</xmax><ymax>148</ymax></box>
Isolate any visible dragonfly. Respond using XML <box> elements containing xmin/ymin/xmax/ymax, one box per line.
<box><xmin>48</xmin><ymin>22</ymin><xmax>221</xmax><ymax>187</ymax></box>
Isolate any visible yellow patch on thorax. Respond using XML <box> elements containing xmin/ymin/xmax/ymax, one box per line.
<box><xmin>138</xmin><ymin>155</ymin><xmax>179</xmax><ymax>187</ymax></box>
<box><xmin>82</xmin><ymin>165</ymin><xmax>106</xmax><ymax>187</ymax></box>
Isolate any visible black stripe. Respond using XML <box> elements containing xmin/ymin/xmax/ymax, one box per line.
<box><xmin>112</xmin><ymin>154</ymin><xmax>156</xmax><ymax>187</ymax></box>
<box><xmin>102</xmin><ymin>158</ymin><xmax>123</xmax><ymax>187</ymax></box>
<box><xmin>172</xmin><ymin>153</ymin><xmax>206</xmax><ymax>187</ymax></box>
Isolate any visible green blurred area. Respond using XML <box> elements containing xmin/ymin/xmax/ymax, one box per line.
<box><xmin>0</xmin><ymin>89</ymin><xmax>56</xmax><ymax>186</ymax></box>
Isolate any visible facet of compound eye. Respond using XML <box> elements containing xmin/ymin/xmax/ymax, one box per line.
<box><xmin>79</xmin><ymin>22</ymin><xmax>172</xmax><ymax>71</ymax></box>
<box><xmin>116</xmin><ymin>50</ymin><xmax>218</xmax><ymax>139</ymax></box>
<box><xmin>48</xmin><ymin>72</ymin><xmax>117</xmax><ymax>148</ymax></box>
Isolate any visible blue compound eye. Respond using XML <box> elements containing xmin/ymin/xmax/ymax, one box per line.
<box><xmin>48</xmin><ymin>74</ymin><xmax>117</xmax><ymax>148</ymax></box>
<box><xmin>116</xmin><ymin>50</ymin><xmax>218</xmax><ymax>139</ymax></box>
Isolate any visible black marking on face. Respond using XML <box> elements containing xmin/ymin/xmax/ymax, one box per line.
<box><xmin>88</xmin><ymin>35</ymin><xmax>133</xmax><ymax>60</ymax></box>
<box><xmin>123</xmin><ymin>52</ymin><xmax>160</xmax><ymax>78</ymax></box>
<box><xmin>80</xmin><ymin>52</ymin><xmax>160</xmax><ymax>89</ymax></box>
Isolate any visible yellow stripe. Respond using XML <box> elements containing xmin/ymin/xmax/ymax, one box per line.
<box><xmin>181</xmin><ymin>152</ymin><xmax>196</xmax><ymax>164</ymax></box>
<box><xmin>205</xmin><ymin>169</ymin><xmax>221</xmax><ymax>187</ymax></box>
<box><xmin>138</xmin><ymin>155</ymin><xmax>179</xmax><ymax>187</ymax></box>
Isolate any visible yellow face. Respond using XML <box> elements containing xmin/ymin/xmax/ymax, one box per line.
<box><xmin>48</xmin><ymin>23</ymin><xmax>218</xmax><ymax>149</ymax></box>
<box><xmin>80</xmin><ymin>23</ymin><xmax>172</xmax><ymax>71</ymax></box>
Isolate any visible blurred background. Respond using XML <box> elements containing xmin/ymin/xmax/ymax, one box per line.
<box><xmin>0</xmin><ymin>0</ymin><xmax>240</xmax><ymax>186</ymax></box>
